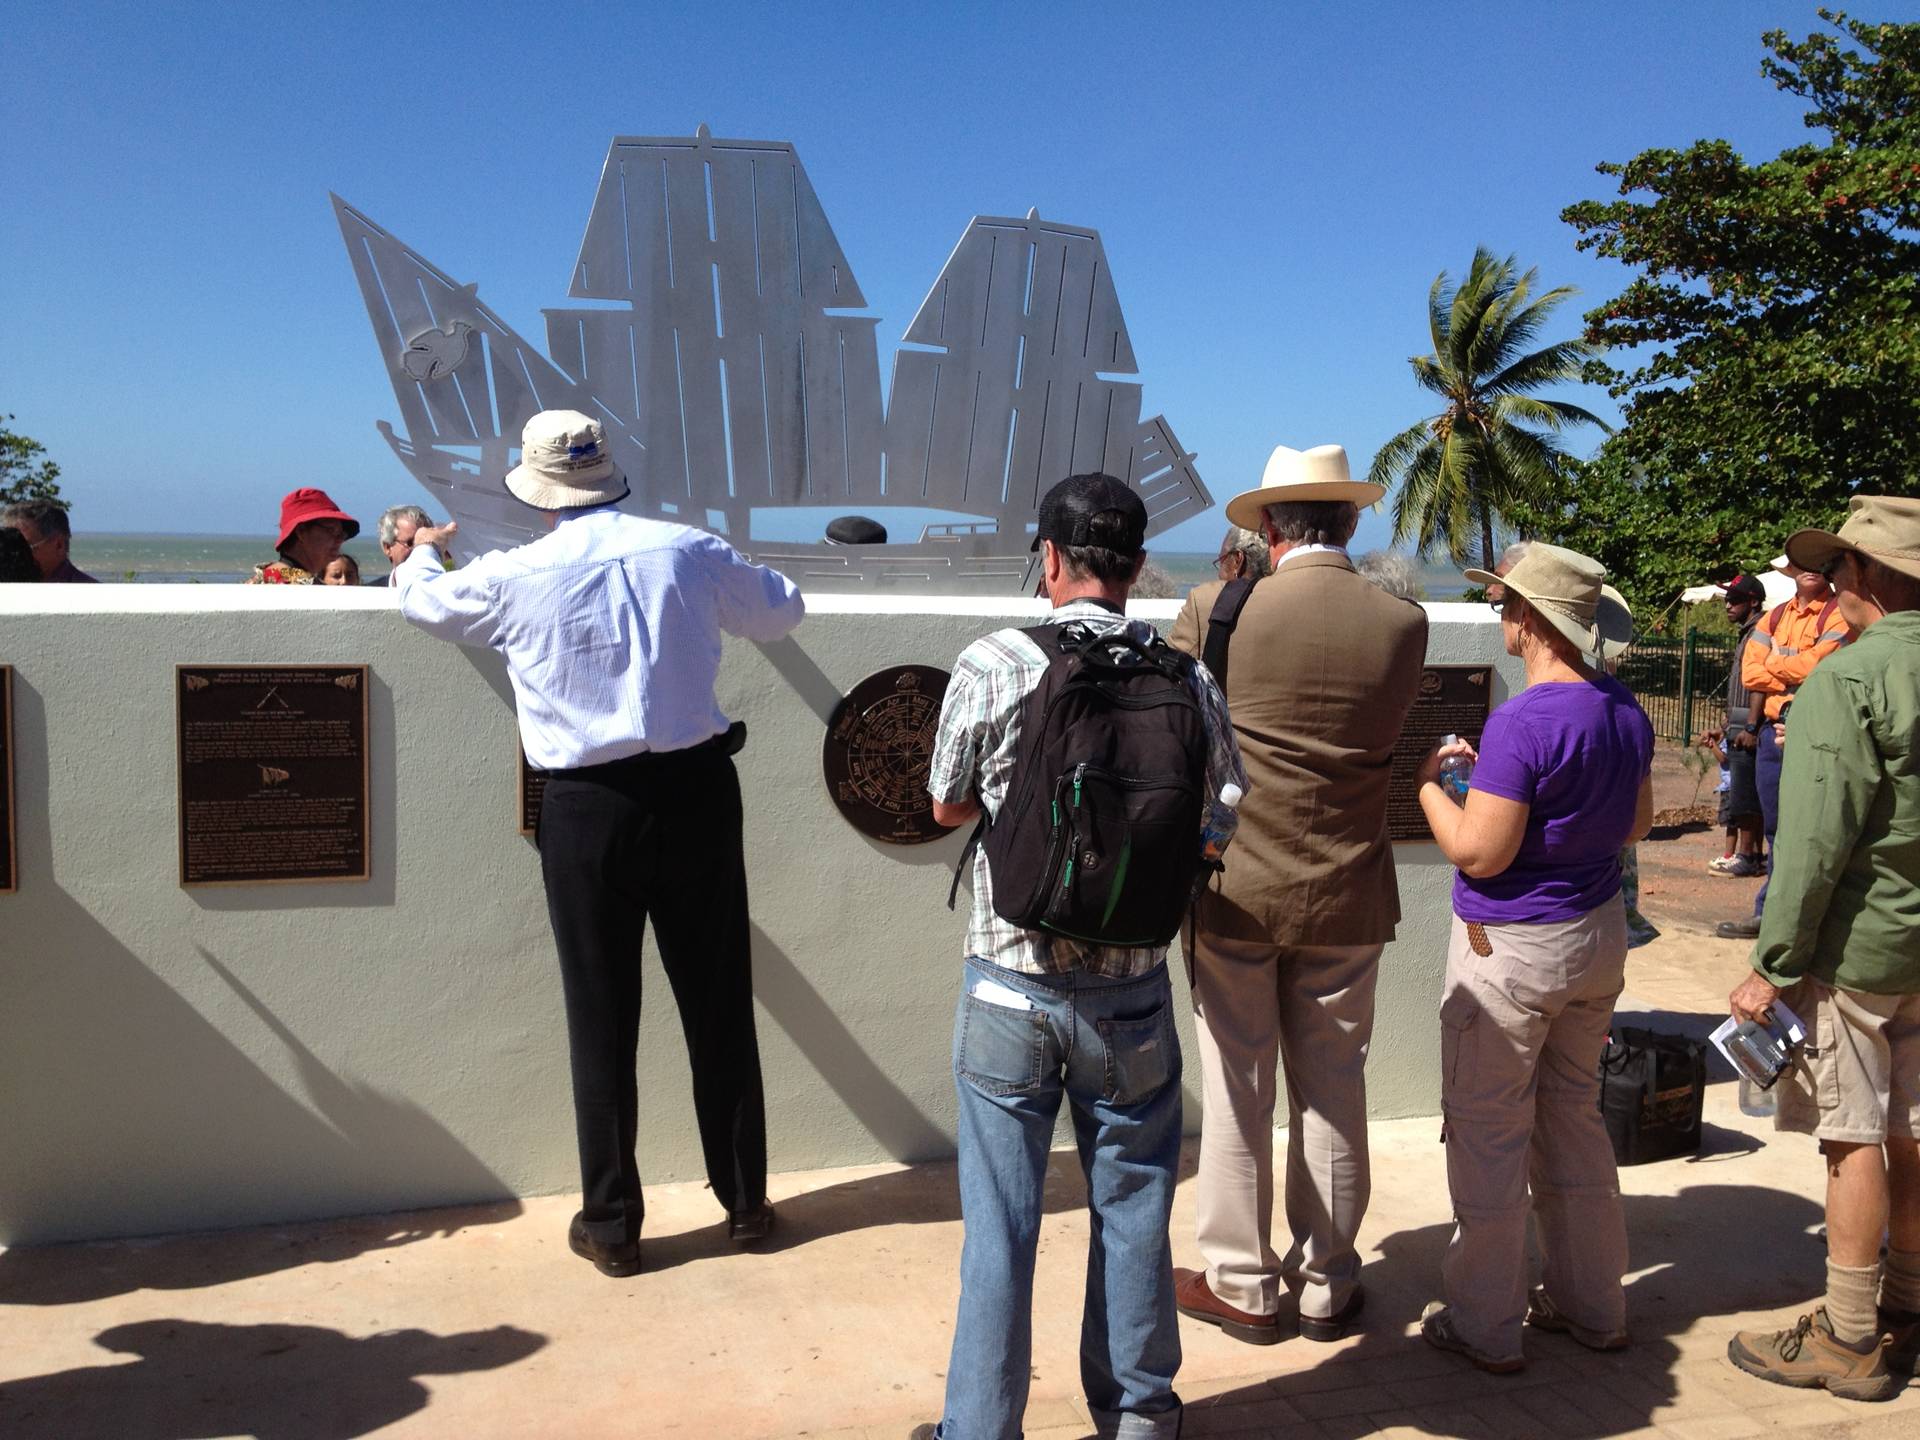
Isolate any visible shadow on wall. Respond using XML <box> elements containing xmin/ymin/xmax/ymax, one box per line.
<box><xmin>0</xmin><ymin>875</ymin><xmax>520</xmax><ymax>1259</ymax></box>
<box><xmin>1169</xmin><ymin>1183</ymin><xmax>1826</xmax><ymax>1439</ymax></box>
<box><xmin>0</xmin><ymin>1319</ymin><xmax>546</xmax><ymax>1440</ymax></box>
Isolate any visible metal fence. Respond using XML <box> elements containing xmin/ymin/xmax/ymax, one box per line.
<box><xmin>1617</xmin><ymin>629</ymin><xmax>1739</xmax><ymax>744</ymax></box>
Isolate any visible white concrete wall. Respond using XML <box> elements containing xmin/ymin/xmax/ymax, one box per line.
<box><xmin>0</xmin><ymin>586</ymin><xmax>1514</xmax><ymax>1245</ymax></box>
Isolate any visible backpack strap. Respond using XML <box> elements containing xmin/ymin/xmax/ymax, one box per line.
<box><xmin>947</xmin><ymin>814</ymin><xmax>988</xmax><ymax>911</ymax></box>
<box><xmin>1203</xmin><ymin>577</ymin><xmax>1259</xmax><ymax>690</ymax></box>
<box><xmin>1766</xmin><ymin>600</ymin><xmax>1786</xmax><ymax>632</ymax></box>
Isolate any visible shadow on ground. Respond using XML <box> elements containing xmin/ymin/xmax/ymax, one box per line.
<box><xmin>639</xmin><ymin>1137</ymin><xmax>1202</xmax><ymax>1277</ymax></box>
<box><xmin>1152</xmin><ymin>1182</ymin><xmax>1831</xmax><ymax>1438</ymax></box>
<box><xmin>0</xmin><ymin>1319</ymin><xmax>545</xmax><ymax>1440</ymax></box>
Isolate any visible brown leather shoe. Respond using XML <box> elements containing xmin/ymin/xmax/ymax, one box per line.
<box><xmin>1174</xmin><ymin>1267</ymin><xmax>1281</xmax><ymax>1345</ymax></box>
<box><xmin>567</xmin><ymin>1213</ymin><xmax>640</xmax><ymax>1278</ymax></box>
<box><xmin>1299</xmin><ymin>1285</ymin><xmax>1366</xmax><ymax>1343</ymax></box>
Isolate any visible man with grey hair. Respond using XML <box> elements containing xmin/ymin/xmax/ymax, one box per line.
<box><xmin>375</xmin><ymin>504</ymin><xmax>442</xmax><ymax>585</ymax></box>
<box><xmin>1213</xmin><ymin>525</ymin><xmax>1273</xmax><ymax>583</ymax></box>
<box><xmin>1169</xmin><ymin>444</ymin><xmax>1428</xmax><ymax>1347</ymax></box>
<box><xmin>2</xmin><ymin>499</ymin><xmax>95</xmax><ymax>583</ymax></box>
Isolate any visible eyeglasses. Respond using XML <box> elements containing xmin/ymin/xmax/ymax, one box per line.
<box><xmin>1214</xmin><ymin>552</ymin><xmax>1243</xmax><ymax>577</ymax></box>
<box><xmin>25</xmin><ymin>533</ymin><xmax>59</xmax><ymax>550</ymax></box>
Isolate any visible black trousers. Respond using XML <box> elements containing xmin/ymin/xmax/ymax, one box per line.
<box><xmin>537</xmin><ymin>747</ymin><xmax>766</xmax><ymax>1243</ymax></box>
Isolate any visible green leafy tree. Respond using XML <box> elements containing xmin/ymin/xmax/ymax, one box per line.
<box><xmin>0</xmin><ymin>415</ymin><xmax>65</xmax><ymax>509</ymax></box>
<box><xmin>1547</xmin><ymin>10</ymin><xmax>1920</xmax><ymax>606</ymax></box>
<box><xmin>1368</xmin><ymin>249</ymin><xmax>1609</xmax><ymax>568</ymax></box>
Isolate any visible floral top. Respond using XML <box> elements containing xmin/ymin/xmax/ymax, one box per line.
<box><xmin>247</xmin><ymin>560</ymin><xmax>316</xmax><ymax>585</ymax></box>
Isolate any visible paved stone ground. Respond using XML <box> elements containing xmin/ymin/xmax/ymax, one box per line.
<box><xmin>4</xmin><ymin>839</ymin><xmax>1916</xmax><ymax>1438</ymax></box>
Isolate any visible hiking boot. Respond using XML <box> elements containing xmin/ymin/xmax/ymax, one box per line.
<box><xmin>1526</xmin><ymin>1286</ymin><xmax>1629</xmax><ymax>1351</ymax></box>
<box><xmin>1420</xmin><ymin>1301</ymin><xmax>1525</xmax><ymax>1374</ymax></box>
<box><xmin>1709</xmin><ymin>853</ymin><xmax>1763</xmax><ymax>878</ymax></box>
<box><xmin>1727</xmin><ymin>1307</ymin><xmax>1898</xmax><ymax>1401</ymax></box>
<box><xmin>1883</xmin><ymin>1306</ymin><xmax>1920</xmax><ymax>1377</ymax></box>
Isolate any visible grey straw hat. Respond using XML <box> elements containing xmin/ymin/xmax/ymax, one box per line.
<box><xmin>1466</xmin><ymin>542</ymin><xmax>1626</xmax><ymax>659</ymax></box>
<box><xmin>505</xmin><ymin>409</ymin><xmax>630</xmax><ymax>511</ymax></box>
<box><xmin>1785</xmin><ymin>495</ymin><xmax>1920</xmax><ymax>584</ymax></box>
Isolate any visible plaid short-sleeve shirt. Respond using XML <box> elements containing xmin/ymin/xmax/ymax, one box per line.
<box><xmin>927</xmin><ymin>599</ymin><xmax>1246</xmax><ymax>978</ymax></box>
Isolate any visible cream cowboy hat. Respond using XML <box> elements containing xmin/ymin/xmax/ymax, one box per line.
<box><xmin>1465</xmin><ymin>542</ymin><xmax>1618</xmax><ymax>658</ymax></box>
<box><xmin>1223</xmin><ymin>444</ymin><xmax>1386</xmax><ymax>530</ymax></box>
<box><xmin>505</xmin><ymin>409</ymin><xmax>630</xmax><ymax>511</ymax></box>
<box><xmin>1785</xmin><ymin>495</ymin><xmax>1920</xmax><ymax>585</ymax></box>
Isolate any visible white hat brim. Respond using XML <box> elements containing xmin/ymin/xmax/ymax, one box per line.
<box><xmin>504</xmin><ymin>461</ymin><xmax>630</xmax><ymax>512</ymax></box>
<box><xmin>1224</xmin><ymin>478</ymin><xmax>1387</xmax><ymax>530</ymax></box>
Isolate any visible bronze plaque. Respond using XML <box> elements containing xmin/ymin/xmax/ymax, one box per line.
<box><xmin>1388</xmin><ymin>664</ymin><xmax>1495</xmax><ymax>843</ymax></box>
<box><xmin>177</xmin><ymin>665</ymin><xmax>370</xmax><ymax>886</ymax></box>
<box><xmin>0</xmin><ymin>666</ymin><xmax>14</xmax><ymax>894</ymax></box>
<box><xmin>518</xmin><ymin>748</ymin><xmax>548</xmax><ymax>837</ymax></box>
<box><xmin>823</xmin><ymin>664</ymin><xmax>957</xmax><ymax>845</ymax></box>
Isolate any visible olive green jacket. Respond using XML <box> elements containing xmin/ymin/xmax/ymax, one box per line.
<box><xmin>1752</xmin><ymin>610</ymin><xmax>1920</xmax><ymax>994</ymax></box>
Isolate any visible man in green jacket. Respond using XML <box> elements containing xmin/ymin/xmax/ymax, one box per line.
<box><xmin>1726</xmin><ymin>495</ymin><xmax>1920</xmax><ymax>1403</ymax></box>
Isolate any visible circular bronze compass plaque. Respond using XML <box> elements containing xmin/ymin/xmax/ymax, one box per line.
<box><xmin>823</xmin><ymin>664</ymin><xmax>958</xmax><ymax>845</ymax></box>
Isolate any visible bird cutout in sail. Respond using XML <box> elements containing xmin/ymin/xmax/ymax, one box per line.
<box><xmin>401</xmin><ymin>320</ymin><xmax>474</xmax><ymax>382</ymax></box>
<box><xmin>183</xmin><ymin>675</ymin><xmax>210</xmax><ymax>692</ymax></box>
<box><xmin>258</xmin><ymin>766</ymin><xmax>291</xmax><ymax>787</ymax></box>
<box><xmin>332</xmin><ymin>674</ymin><xmax>360</xmax><ymax>691</ymax></box>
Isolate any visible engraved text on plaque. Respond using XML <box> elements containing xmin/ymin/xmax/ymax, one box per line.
<box><xmin>177</xmin><ymin>665</ymin><xmax>371</xmax><ymax>886</ymax></box>
<box><xmin>1387</xmin><ymin>665</ymin><xmax>1495</xmax><ymax>844</ymax></box>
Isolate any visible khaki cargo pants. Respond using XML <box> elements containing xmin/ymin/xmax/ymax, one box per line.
<box><xmin>1439</xmin><ymin>904</ymin><xmax>1631</xmax><ymax>1359</ymax></box>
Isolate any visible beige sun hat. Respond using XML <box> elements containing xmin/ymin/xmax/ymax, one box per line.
<box><xmin>1785</xmin><ymin>495</ymin><xmax>1920</xmax><ymax>585</ymax></box>
<box><xmin>505</xmin><ymin>409</ymin><xmax>630</xmax><ymax>511</ymax></box>
<box><xmin>1465</xmin><ymin>542</ymin><xmax>1613</xmax><ymax>657</ymax></box>
<box><xmin>1223</xmin><ymin>443</ymin><xmax>1386</xmax><ymax>530</ymax></box>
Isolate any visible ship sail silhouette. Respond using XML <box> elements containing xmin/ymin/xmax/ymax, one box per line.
<box><xmin>337</xmin><ymin>128</ymin><xmax>1210</xmax><ymax>589</ymax></box>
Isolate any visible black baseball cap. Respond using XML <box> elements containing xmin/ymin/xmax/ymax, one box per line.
<box><xmin>1031</xmin><ymin>473</ymin><xmax>1148</xmax><ymax>555</ymax></box>
<box><xmin>1724</xmin><ymin>573</ymin><xmax>1765</xmax><ymax>603</ymax></box>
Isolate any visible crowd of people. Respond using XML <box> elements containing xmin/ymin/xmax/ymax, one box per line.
<box><xmin>10</xmin><ymin>406</ymin><xmax>1918</xmax><ymax>1428</ymax></box>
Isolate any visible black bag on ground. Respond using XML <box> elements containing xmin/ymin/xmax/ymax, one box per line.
<box><xmin>1597</xmin><ymin>1026</ymin><xmax>1706</xmax><ymax>1165</ymax></box>
<box><xmin>978</xmin><ymin>620</ymin><xmax>1209</xmax><ymax>947</ymax></box>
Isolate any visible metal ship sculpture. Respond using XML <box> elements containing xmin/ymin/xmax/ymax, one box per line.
<box><xmin>335</xmin><ymin>128</ymin><xmax>1211</xmax><ymax>591</ymax></box>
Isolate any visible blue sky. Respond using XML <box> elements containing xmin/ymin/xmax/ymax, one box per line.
<box><xmin>1</xmin><ymin>1</ymin><xmax>1879</xmax><ymax>555</ymax></box>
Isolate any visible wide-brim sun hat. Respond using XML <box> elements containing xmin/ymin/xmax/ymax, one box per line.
<box><xmin>276</xmin><ymin>487</ymin><xmax>360</xmax><ymax>551</ymax></box>
<box><xmin>1223</xmin><ymin>444</ymin><xmax>1386</xmax><ymax>531</ymax></box>
<box><xmin>1465</xmin><ymin>541</ymin><xmax>1613</xmax><ymax>658</ymax></box>
<box><xmin>1597</xmin><ymin>584</ymin><xmax>1634</xmax><ymax>662</ymax></box>
<box><xmin>1785</xmin><ymin>494</ymin><xmax>1920</xmax><ymax>585</ymax></box>
<box><xmin>505</xmin><ymin>408</ymin><xmax>630</xmax><ymax>511</ymax></box>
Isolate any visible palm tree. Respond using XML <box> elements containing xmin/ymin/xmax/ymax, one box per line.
<box><xmin>1368</xmin><ymin>249</ymin><xmax>1609</xmax><ymax>568</ymax></box>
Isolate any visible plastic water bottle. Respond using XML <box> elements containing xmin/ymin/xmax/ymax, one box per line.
<box><xmin>1200</xmin><ymin>783</ymin><xmax>1243</xmax><ymax>865</ymax></box>
<box><xmin>1738</xmin><ymin>1076</ymin><xmax>1777</xmax><ymax>1118</ymax></box>
<box><xmin>1438</xmin><ymin>734</ymin><xmax>1474</xmax><ymax>800</ymax></box>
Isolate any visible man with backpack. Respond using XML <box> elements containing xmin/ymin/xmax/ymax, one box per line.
<box><xmin>1166</xmin><ymin>443</ymin><xmax>1428</xmax><ymax>1347</ymax></box>
<box><xmin>1716</xmin><ymin>557</ymin><xmax>1852</xmax><ymax>941</ymax></box>
<box><xmin>913</xmin><ymin>473</ymin><xmax>1245</xmax><ymax>1440</ymax></box>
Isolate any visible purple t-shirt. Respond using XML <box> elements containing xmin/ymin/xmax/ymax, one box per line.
<box><xmin>1452</xmin><ymin>673</ymin><xmax>1654</xmax><ymax>925</ymax></box>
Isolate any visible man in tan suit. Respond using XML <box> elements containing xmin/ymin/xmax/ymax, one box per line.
<box><xmin>1168</xmin><ymin>443</ymin><xmax>1428</xmax><ymax>1345</ymax></box>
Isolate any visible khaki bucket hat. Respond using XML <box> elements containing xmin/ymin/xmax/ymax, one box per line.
<box><xmin>505</xmin><ymin>409</ymin><xmax>630</xmax><ymax>511</ymax></box>
<box><xmin>1465</xmin><ymin>542</ymin><xmax>1620</xmax><ymax>658</ymax></box>
<box><xmin>1785</xmin><ymin>495</ymin><xmax>1920</xmax><ymax>584</ymax></box>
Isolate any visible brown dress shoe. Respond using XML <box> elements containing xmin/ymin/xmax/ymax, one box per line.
<box><xmin>1299</xmin><ymin>1285</ymin><xmax>1365</xmax><ymax>1342</ymax></box>
<box><xmin>1174</xmin><ymin>1266</ymin><xmax>1281</xmax><ymax>1345</ymax></box>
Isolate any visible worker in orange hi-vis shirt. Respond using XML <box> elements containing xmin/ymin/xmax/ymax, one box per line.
<box><xmin>1715</xmin><ymin>555</ymin><xmax>1852</xmax><ymax>940</ymax></box>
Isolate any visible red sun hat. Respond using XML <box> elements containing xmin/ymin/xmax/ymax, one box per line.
<box><xmin>276</xmin><ymin>488</ymin><xmax>360</xmax><ymax>551</ymax></box>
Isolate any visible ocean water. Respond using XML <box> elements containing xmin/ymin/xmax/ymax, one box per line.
<box><xmin>64</xmin><ymin>534</ymin><xmax>1467</xmax><ymax>598</ymax></box>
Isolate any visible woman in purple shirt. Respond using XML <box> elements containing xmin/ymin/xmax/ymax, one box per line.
<box><xmin>1413</xmin><ymin>543</ymin><xmax>1655</xmax><ymax>1374</ymax></box>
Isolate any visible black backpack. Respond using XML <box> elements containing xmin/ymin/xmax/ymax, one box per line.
<box><xmin>956</xmin><ymin>620</ymin><xmax>1210</xmax><ymax>948</ymax></box>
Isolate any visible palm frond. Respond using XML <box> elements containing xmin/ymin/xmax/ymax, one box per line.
<box><xmin>1479</xmin><ymin>339</ymin><xmax>1597</xmax><ymax>398</ymax></box>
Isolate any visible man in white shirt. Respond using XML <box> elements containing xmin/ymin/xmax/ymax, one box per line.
<box><xmin>398</xmin><ymin>409</ymin><xmax>805</xmax><ymax>1277</ymax></box>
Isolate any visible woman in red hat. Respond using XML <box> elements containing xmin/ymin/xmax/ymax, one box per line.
<box><xmin>248</xmin><ymin>488</ymin><xmax>360</xmax><ymax>585</ymax></box>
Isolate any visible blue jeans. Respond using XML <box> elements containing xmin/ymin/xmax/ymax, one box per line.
<box><xmin>1754</xmin><ymin>721</ymin><xmax>1783</xmax><ymax>916</ymax></box>
<box><xmin>937</xmin><ymin>958</ymin><xmax>1184</xmax><ymax>1440</ymax></box>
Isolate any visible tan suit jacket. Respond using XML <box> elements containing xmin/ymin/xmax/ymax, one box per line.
<box><xmin>1171</xmin><ymin>552</ymin><xmax>1429</xmax><ymax>946</ymax></box>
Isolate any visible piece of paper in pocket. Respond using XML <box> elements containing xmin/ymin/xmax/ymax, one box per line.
<box><xmin>971</xmin><ymin>977</ymin><xmax>1034</xmax><ymax>1010</ymax></box>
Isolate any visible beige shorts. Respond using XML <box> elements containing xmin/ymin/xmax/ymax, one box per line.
<box><xmin>1774</xmin><ymin>980</ymin><xmax>1920</xmax><ymax>1144</ymax></box>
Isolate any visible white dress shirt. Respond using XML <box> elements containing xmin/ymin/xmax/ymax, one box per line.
<box><xmin>1275</xmin><ymin>543</ymin><xmax>1347</xmax><ymax>568</ymax></box>
<box><xmin>397</xmin><ymin>508</ymin><xmax>805</xmax><ymax>769</ymax></box>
